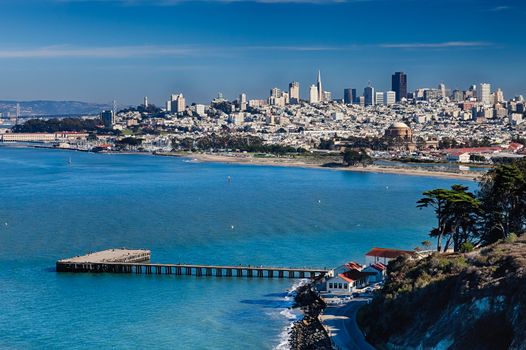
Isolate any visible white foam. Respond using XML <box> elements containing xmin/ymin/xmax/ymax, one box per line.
<box><xmin>273</xmin><ymin>279</ymin><xmax>310</xmax><ymax>350</ymax></box>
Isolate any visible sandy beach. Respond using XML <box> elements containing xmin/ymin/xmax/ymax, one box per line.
<box><xmin>159</xmin><ymin>152</ymin><xmax>482</xmax><ymax>181</ymax></box>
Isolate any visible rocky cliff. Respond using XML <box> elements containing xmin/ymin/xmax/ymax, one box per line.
<box><xmin>358</xmin><ymin>237</ymin><xmax>526</xmax><ymax>350</ymax></box>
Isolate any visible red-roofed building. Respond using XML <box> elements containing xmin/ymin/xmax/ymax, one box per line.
<box><xmin>328</xmin><ymin>261</ymin><xmax>363</xmax><ymax>277</ymax></box>
<box><xmin>365</xmin><ymin>247</ymin><xmax>414</xmax><ymax>265</ymax></box>
<box><xmin>363</xmin><ymin>262</ymin><xmax>387</xmax><ymax>283</ymax></box>
<box><xmin>326</xmin><ymin>269</ymin><xmax>373</xmax><ymax>294</ymax></box>
<box><xmin>507</xmin><ymin>143</ymin><xmax>524</xmax><ymax>153</ymax></box>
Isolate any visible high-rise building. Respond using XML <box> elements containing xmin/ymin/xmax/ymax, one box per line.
<box><xmin>101</xmin><ymin>110</ymin><xmax>115</xmax><ymax>128</ymax></box>
<box><xmin>144</xmin><ymin>96</ymin><xmax>148</xmax><ymax>108</ymax></box>
<box><xmin>323</xmin><ymin>91</ymin><xmax>332</xmax><ymax>102</ymax></box>
<box><xmin>352</xmin><ymin>88</ymin><xmax>358</xmax><ymax>103</ymax></box>
<box><xmin>479</xmin><ymin>83</ymin><xmax>491</xmax><ymax>105</ymax></box>
<box><xmin>391</xmin><ymin>72</ymin><xmax>407</xmax><ymax>102</ymax></box>
<box><xmin>270</xmin><ymin>87</ymin><xmax>282</xmax><ymax>98</ymax></box>
<box><xmin>386</xmin><ymin>91</ymin><xmax>396</xmax><ymax>105</ymax></box>
<box><xmin>358</xmin><ymin>96</ymin><xmax>365</xmax><ymax>107</ymax></box>
<box><xmin>239</xmin><ymin>93</ymin><xmax>247</xmax><ymax>111</ymax></box>
<box><xmin>170</xmin><ymin>93</ymin><xmax>186</xmax><ymax>113</ymax></box>
<box><xmin>375</xmin><ymin>92</ymin><xmax>384</xmax><ymax>106</ymax></box>
<box><xmin>364</xmin><ymin>86</ymin><xmax>375</xmax><ymax>106</ymax></box>
<box><xmin>289</xmin><ymin>82</ymin><xmax>300</xmax><ymax>104</ymax></box>
<box><xmin>494</xmin><ymin>88</ymin><xmax>504</xmax><ymax>104</ymax></box>
<box><xmin>309</xmin><ymin>85</ymin><xmax>319</xmax><ymax>104</ymax></box>
<box><xmin>317</xmin><ymin>70</ymin><xmax>324</xmax><ymax>102</ymax></box>
<box><xmin>438</xmin><ymin>83</ymin><xmax>446</xmax><ymax>99</ymax></box>
<box><xmin>452</xmin><ymin>89</ymin><xmax>464</xmax><ymax>102</ymax></box>
<box><xmin>344</xmin><ymin>88</ymin><xmax>353</xmax><ymax>104</ymax></box>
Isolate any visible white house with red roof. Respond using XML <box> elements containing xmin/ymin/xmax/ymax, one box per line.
<box><xmin>325</xmin><ymin>269</ymin><xmax>373</xmax><ymax>294</ymax></box>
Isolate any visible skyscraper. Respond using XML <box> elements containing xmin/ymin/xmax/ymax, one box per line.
<box><xmin>344</xmin><ymin>88</ymin><xmax>353</xmax><ymax>104</ymax></box>
<box><xmin>317</xmin><ymin>70</ymin><xmax>324</xmax><ymax>102</ymax></box>
<box><xmin>364</xmin><ymin>86</ymin><xmax>375</xmax><ymax>106</ymax></box>
<box><xmin>479</xmin><ymin>83</ymin><xmax>491</xmax><ymax>105</ymax></box>
<box><xmin>289</xmin><ymin>82</ymin><xmax>300</xmax><ymax>104</ymax></box>
<box><xmin>391</xmin><ymin>72</ymin><xmax>407</xmax><ymax>102</ymax></box>
<box><xmin>101</xmin><ymin>110</ymin><xmax>115</xmax><ymax>128</ymax></box>
<box><xmin>309</xmin><ymin>85</ymin><xmax>319</xmax><ymax>104</ymax></box>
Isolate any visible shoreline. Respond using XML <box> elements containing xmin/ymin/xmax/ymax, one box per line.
<box><xmin>1</xmin><ymin>143</ymin><xmax>481</xmax><ymax>180</ymax></box>
<box><xmin>159</xmin><ymin>151</ymin><xmax>481</xmax><ymax>181</ymax></box>
<box><xmin>289</xmin><ymin>280</ymin><xmax>332</xmax><ymax>350</ymax></box>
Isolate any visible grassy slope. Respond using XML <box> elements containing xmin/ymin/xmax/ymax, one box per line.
<box><xmin>358</xmin><ymin>237</ymin><xmax>526</xmax><ymax>350</ymax></box>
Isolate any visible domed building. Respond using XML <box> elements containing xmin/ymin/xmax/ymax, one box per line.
<box><xmin>384</xmin><ymin>122</ymin><xmax>416</xmax><ymax>151</ymax></box>
<box><xmin>384</xmin><ymin>122</ymin><xmax>413</xmax><ymax>140</ymax></box>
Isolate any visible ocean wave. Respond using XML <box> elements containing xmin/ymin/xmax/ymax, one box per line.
<box><xmin>273</xmin><ymin>279</ymin><xmax>310</xmax><ymax>350</ymax></box>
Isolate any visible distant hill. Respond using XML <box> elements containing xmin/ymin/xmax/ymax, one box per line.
<box><xmin>0</xmin><ymin>100</ymin><xmax>113</xmax><ymax>117</ymax></box>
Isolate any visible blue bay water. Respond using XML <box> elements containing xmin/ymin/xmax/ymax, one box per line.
<box><xmin>0</xmin><ymin>146</ymin><xmax>471</xmax><ymax>349</ymax></box>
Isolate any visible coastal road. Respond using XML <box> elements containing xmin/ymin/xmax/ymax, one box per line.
<box><xmin>320</xmin><ymin>298</ymin><xmax>376</xmax><ymax>350</ymax></box>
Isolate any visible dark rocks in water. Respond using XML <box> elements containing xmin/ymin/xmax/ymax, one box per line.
<box><xmin>289</xmin><ymin>282</ymin><xmax>332</xmax><ymax>350</ymax></box>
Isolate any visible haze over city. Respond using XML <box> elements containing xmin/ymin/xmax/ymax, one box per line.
<box><xmin>1</xmin><ymin>0</ymin><xmax>524</xmax><ymax>105</ymax></box>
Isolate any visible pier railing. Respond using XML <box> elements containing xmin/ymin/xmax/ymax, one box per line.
<box><xmin>56</xmin><ymin>261</ymin><xmax>328</xmax><ymax>279</ymax></box>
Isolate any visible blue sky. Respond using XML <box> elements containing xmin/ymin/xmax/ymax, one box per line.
<box><xmin>0</xmin><ymin>0</ymin><xmax>524</xmax><ymax>105</ymax></box>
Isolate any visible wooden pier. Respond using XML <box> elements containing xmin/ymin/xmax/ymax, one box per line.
<box><xmin>56</xmin><ymin>249</ymin><xmax>328</xmax><ymax>279</ymax></box>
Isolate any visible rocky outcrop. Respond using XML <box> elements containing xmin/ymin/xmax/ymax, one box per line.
<box><xmin>358</xmin><ymin>237</ymin><xmax>526</xmax><ymax>350</ymax></box>
<box><xmin>289</xmin><ymin>282</ymin><xmax>332</xmax><ymax>350</ymax></box>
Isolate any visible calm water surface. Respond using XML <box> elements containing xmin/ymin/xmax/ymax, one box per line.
<box><xmin>0</xmin><ymin>146</ymin><xmax>471</xmax><ymax>349</ymax></box>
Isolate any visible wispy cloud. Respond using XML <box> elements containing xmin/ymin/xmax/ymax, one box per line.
<box><xmin>487</xmin><ymin>5</ymin><xmax>511</xmax><ymax>11</ymax></box>
<box><xmin>380</xmin><ymin>41</ymin><xmax>493</xmax><ymax>49</ymax></box>
<box><xmin>0</xmin><ymin>45</ymin><xmax>198</xmax><ymax>58</ymax></box>
<box><xmin>0</xmin><ymin>41</ymin><xmax>494</xmax><ymax>59</ymax></box>
<box><xmin>54</xmin><ymin>0</ymin><xmax>363</xmax><ymax>4</ymax></box>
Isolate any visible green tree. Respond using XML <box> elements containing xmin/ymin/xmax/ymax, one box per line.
<box><xmin>417</xmin><ymin>189</ymin><xmax>452</xmax><ymax>252</ymax></box>
<box><xmin>417</xmin><ymin>185</ymin><xmax>480</xmax><ymax>252</ymax></box>
<box><xmin>342</xmin><ymin>148</ymin><xmax>372</xmax><ymax>167</ymax></box>
<box><xmin>478</xmin><ymin>163</ymin><xmax>526</xmax><ymax>243</ymax></box>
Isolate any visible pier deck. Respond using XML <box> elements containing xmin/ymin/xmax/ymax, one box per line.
<box><xmin>56</xmin><ymin>249</ymin><xmax>328</xmax><ymax>279</ymax></box>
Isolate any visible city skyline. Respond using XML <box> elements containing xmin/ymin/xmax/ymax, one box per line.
<box><xmin>0</xmin><ymin>0</ymin><xmax>524</xmax><ymax>104</ymax></box>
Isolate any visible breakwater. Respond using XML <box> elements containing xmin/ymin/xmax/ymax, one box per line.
<box><xmin>289</xmin><ymin>279</ymin><xmax>332</xmax><ymax>350</ymax></box>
